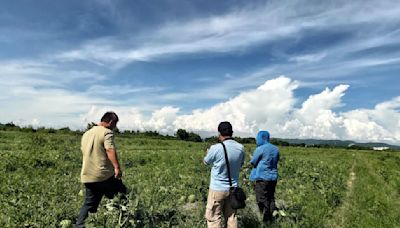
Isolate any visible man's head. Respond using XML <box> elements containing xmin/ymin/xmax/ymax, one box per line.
<box><xmin>100</xmin><ymin>112</ymin><xmax>119</xmax><ymax>130</ymax></box>
<box><xmin>218</xmin><ymin>121</ymin><xmax>233</xmax><ymax>137</ymax></box>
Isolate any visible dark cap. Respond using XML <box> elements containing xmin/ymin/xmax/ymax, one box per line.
<box><xmin>218</xmin><ymin>121</ymin><xmax>233</xmax><ymax>136</ymax></box>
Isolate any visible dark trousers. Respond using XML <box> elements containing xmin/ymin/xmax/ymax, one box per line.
<box><xmin>254</xmin><ymin>180</ymin><xmax>277</xmax><ymax>222</ymax></box>
<box><xmin>76</xmin><ymin>176</ymin><xmax>127</xmax><ymax>227</ymax></box>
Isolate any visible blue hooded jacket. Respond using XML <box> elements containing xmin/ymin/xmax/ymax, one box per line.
<box><xmin>249</xmin><ymin>131</ymin><xmax>280</xmax><ymax>181</ymax></box>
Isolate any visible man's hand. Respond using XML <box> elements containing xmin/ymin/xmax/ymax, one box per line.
<box><xmin>106</xmin><ymin>148</ymin><xmax>122</xmax><ymax>178</ymax></box>
<box><xmin>114</xmin><ymin>167</ymin><xmax>122</xmax><ymax>179</ymax></box>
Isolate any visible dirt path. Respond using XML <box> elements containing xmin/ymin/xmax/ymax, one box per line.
<box><xmin>326</xmin><ymin>160</ymin><xmax>356</xmax><ymax>228</ymax></box>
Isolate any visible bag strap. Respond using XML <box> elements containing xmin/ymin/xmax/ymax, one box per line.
<box><xmin>220</xmin><ymin>142</ymin><xmax>233</xmax><ymax>187</ymax></box>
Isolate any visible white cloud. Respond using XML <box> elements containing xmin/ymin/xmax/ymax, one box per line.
<box><xmin>80</xmin><ymin>105</ymin><xmax>180</xmax><ymax>135</ymax></box>
<box><xmin>85</xmin><ymin>85</ymin><xmax>163</xmax><ymax>96</ymax></box>
<box><xmin>80</xmin><ymin>106</ymin><xmax>146</xmax><ymax>130</ymax></box>
<box><xmin>3</xmin><ymin>73</ymin><xmax>398</xmax><ymax>144</ymax></box>
<box><xmin>289</xmin><ymin>53</ymin><xmax>327</xmax><ymax>64</ymax></box>
<box><xmin>79</xmin><ymin>76</ymin><xmax>297</xmax><ymax>134</ymax></box>
<box><xmin>0</xmin><ymin>60</ymin><xmax>106</xmax><ymax>88</ymax></box>
<box><xmin>148</xmin><ymin>106</ymin><xmax>180</xmax><ymax>134</ymax></box>
<box><xmin>342</xmin><ymin>113</ymin><xmax>391</xmax><ymax>142</ymax></box>
<box><xmin>282</xmin><ymin>85</ymin><xmax>349</xmax><ymax>139</ymax></box>
<box><xmin>55</xmin><ymin>0</ymin><xmax>400</xmax><ymax>69</ymax></box>
<box><xmin>78</xmin><ymin>76</ymin><xmax>400</xmax><ymax>145</ymax></box>
<box><xmin>8</xmin><ymin>68</ymin><xmax>400</xmax><ymax>147</ymax></box>
<box><xmin>0</xmin><ymin>85</ymin><xmax>114</xmax><ymax>129</ymax></box>
<box><xmin>297</xmin><ymin>85</ymin><xmax>349</xmax><ymax>122</ymax></box>
<box><xmin>342</xmin><ymin>97</ymin><xmax>400</xmax><ymax>142</ymax></box>
<box><xmin>173</xmin><ymin>76</ymin><xmax>298</xmax><ymax>135</ymax></box>
<box><xmin>0</xmin><ymin>60</ymin><xmax>113</xmax><ymax>128</ymax></box>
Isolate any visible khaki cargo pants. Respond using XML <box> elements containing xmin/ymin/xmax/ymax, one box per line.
<box><xmin>205</xmin><ymin>189</ymin><xmax>237</xmax><ymax>228</ymax></box>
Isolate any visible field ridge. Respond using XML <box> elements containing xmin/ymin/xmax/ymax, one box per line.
<box><xmin>326</xmin><ymin>159</ymin><xmax>356</xmax><ymax>228</ymax></box>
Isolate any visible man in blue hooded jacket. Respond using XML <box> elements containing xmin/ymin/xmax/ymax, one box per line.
<box><xmin>249</xmin><ymin>130</ymin><xmax>280</xmax><ymax>223</ymax></box>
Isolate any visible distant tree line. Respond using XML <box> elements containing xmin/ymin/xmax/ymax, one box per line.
<box><xmin>0</xmin><ymin>122</ymin><xmax>396</xmax><ymax>151</ymax></box>
<box><xmin>0</xmin><ymin>122</ymin><xmax>80</xmax><ymax>134</ymax></box>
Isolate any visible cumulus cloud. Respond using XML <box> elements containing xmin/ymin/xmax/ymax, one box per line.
<box><xmin>0</xmin><ymin>84</ymin><xmax>114</xmax><ymax>129</ymax></box>
<box><xmin>80</xmin><ymin>76</ymin><xmax>297</xmax><ymax>138</ymax></box>
<box><xmin>80</xmin><ymin>105</ymin><xmax>180</xmax><ymax>135</ymax></box>
<box><xmin>174</xmin><ymin>76</ymin><xmax>298</xmax><ymax>135</ymax></box>
<box><xmin>3</xmin><ymin>71</ymin><xmax>397</xmax><ymax>144</ymax></box>
<box><xmin>81</xmin><ymin>106</ymin><xmax>146</xmax><ymax>130</ymax></box>
<box><xmin>281</xmin><ymin>85</ymin><xmax>349</xmax><ymax>139</ymax></box>
<box><xmin>80</xmin><ymin>76</ymin><xmax>400</xmax><ymax>145</ymax></box>
<box><xmin>342</xmin><ymin>97</ymin><xmax>400</xmax><ymax>142</ymax></box>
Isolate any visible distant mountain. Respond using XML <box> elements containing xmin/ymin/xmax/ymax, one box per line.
<box><xmin>276</xmin><ymin>138</ymin><xmax>400</xmax><ymax>150</ymax></box>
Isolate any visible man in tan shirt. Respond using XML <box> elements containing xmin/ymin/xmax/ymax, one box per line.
<box><xmin>76</xmin><ymin>112</ymin><xmax>126</xmax><ymax>227</ymax></box>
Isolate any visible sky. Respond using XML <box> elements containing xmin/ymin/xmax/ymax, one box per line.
<box><xmin>1</xmin><ymin>0</ymin><xmax>400</xmax><ymax>144</ymax></box>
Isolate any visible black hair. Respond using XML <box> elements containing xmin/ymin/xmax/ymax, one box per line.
<box><xmin>218</xmin><ymin>121</ymin><xmax>233</xmax><ymax>136</ymax></box>
<box><xmin>101</xmin><ymin>112</ymin><xmax>119</xmax><ymax>123</ymax></box>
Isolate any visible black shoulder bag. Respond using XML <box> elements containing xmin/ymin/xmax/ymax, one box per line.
<box><xmin>221</xmin><ymin>142</ymin><xmax>246</xmax><ymax>209</ymax></box>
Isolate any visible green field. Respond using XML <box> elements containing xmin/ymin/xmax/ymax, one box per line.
<box><xmin>1</xmin><ymin>130</ymin><xmax>399</xmax><ymax>227</ymax></box>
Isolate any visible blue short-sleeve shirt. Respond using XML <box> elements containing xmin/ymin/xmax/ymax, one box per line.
<box><xmin>204</xmin><ymin>139</ymin><xmax>245</xmax><ymax>192</ymax></box>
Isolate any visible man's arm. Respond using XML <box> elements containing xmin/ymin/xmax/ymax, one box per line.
<box><xmin>250</xmin><ymin>148</ymin><xmax>262</xmax><ymax>167</ymax></box>
<box><xmin>203</xmin><ymin>146</ymin><xmax>215</xmax><ymax>166</ymax></box>
<box><xmin>204</xmin><ymin>149</ymin><xmax>209</xmax><ymax>165</ymax></box>
<box><xmin>104</xmin><ymin>131</ymin><xmax>121</xmax><ymax>178</ymax></box>
<box><xmin>106</xmin><ymin>149</ymin><xmax>122</xmax><ymax>178</ymax></box>
<box><xmin>240</xmin><ymin>145</ymin><xmax>245</xmax><ymax>167</ymax></box>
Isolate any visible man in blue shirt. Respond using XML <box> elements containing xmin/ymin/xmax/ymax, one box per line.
<box><xmin>204</xmin><ymin>122</ymin><xmax>245</xmax><ymax>228</ymax></box>
<box><xmin>249</xmin><ymin>130</ymin><xmax>280</xmax><ymax>223</ymax></box>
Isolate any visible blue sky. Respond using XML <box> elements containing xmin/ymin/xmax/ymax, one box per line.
<box><xmin>1</xmin><ymin>0</ymin><xmax>399</xmax><ymax>144</ymax></box>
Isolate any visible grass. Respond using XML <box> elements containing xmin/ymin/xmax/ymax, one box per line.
<box><xmin>0</xmin><ymin>130</ymin><xmax>399</xmax><ymax>227</ymax></box>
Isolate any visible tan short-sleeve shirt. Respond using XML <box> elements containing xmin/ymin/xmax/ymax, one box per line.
<box><xmin>80</xmin><ymin>126</ymin><xmax>116</xmax><ymax>183</ymax></box>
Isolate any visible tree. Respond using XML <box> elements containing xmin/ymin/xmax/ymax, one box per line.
<box><xmin>204</xmin><ymin>136</ymin><xmax>218</xmax><ymax>143</ymax></box>
<box><xmin>188</xmin><ymin>132</ymin><xmax>202</xmax><ymax>142</ymax></box>
<box><xmin>270</xmin><ymin>138</ymin><xmax>290</xmax><ymax>146</ymax></box>
<box><xmin>176</xmin><ymin>129</ymin><xmax>189</xmax><ymax>141</ymax></box>
<box><xmin>176</xmin><ymin>129</ymin><xmax>202</xmax><ymax>142</ymax></box>
<box><xmin>58</xmin><ymin>127</ymin><xmax>71</xmax><ymax>133</ymax></box>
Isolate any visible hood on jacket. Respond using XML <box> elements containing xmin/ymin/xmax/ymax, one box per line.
<box><xmin>256</xmin><ymin>130</ymin><xmax>270</xmax><ymax>147</ymax></box>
